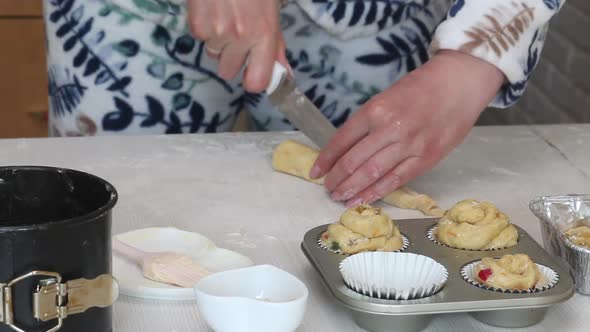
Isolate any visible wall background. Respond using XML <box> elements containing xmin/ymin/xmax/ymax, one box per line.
<box><xmin>478</xmin><ymin>0</ymin><xmax>590</xmax><ymax>125</ymax></box>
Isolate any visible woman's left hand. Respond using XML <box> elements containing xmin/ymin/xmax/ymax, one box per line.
<box><xmin>309</xmin><ymin>50</ymin><xmax>505</xmax><ymax>207</ymax></box>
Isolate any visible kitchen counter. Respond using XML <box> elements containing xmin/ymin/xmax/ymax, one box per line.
<box><xmin>0</xmin><ymin>124</ymin><xmax>588</xmax><ymax>331</ymax></box>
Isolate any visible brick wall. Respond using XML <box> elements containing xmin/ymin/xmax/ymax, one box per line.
<box><xmin>478</xmin><ymin>0</ymin><xmax>590</xmax><ymax>125</ymax></box>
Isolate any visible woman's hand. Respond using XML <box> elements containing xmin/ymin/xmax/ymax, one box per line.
<box><xmin>187</xmin><ymin>0</ymin><xmax>289</xmax><ymax>92</ymax></box>
<box><xmin>310</xmin><ymin>50</ymin><xmax>505</xmax><ymax>207</ymax></box>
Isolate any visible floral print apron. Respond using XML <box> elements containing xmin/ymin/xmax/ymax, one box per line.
<box><xmin>42</xmin><ymin>0</ymin><xmax>564</xmax><ymax>136</ymax></box>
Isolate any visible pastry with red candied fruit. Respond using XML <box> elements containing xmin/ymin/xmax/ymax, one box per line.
<box><xmin>474</xmin><ymin>254</ymin><xmax>543</xmax><ymax>291</ymax></box>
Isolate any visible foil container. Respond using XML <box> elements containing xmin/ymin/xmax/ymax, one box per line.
<box><xmin>529</xmin><ymin>194</ymin><xmax>590</xmax><ymax>295</ymax></box>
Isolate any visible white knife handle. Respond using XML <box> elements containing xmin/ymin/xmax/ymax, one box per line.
<box><xmin>266</xmin><ymin>62</ymin><xmax>288</xmax><ymax>95</ymax></box>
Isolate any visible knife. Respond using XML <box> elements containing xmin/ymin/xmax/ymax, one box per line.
<box><xmin>266</xmin><ymin>62</ymin><xmax>337</xmax><ymax>149</ymax></box>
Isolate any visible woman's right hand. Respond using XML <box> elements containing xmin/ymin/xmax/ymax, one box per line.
<box><xmin>187</xmin><ymin>0</ymin><xmax>289</xmax><ymax>92</ymax></box>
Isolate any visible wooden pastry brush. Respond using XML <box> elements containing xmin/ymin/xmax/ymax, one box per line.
<box><xmin>113</xmin><ymin>238</ymin><xmax>211</xmax><ymax>288</ymax></box>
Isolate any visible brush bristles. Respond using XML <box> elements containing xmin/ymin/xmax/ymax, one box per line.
<box><xmin>147</xmin><ymin>264</ymin><xmax>210</xmax><ymax>288</ymax></box>
<box><xmin>143</xmin><ymin>253</ymin><xmax>211</xmax><ymax>288</ymax></box>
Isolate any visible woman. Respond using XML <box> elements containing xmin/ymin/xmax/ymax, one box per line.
<box><xmin>43</xmin><ymin>0</ymin><xmax>565</xmax><ymax>206</ymax></box>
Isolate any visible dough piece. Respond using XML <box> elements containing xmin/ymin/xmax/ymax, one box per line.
<box><xmin>272</xmin><ymin>140</ymin><xmax>324</xmax><ymax>184</ymax></box>
<box><xmin>320</xmin><ymin>204</ymin><xmax>403</xmax><ymax>254</ymax></box>
<box><xmin>382</xmin><ymin>187</ymin><xmax>445</xmax><ymax>217</ymax></box>
<box><xmin>565</xmin><ymin>226</ymin><xmax>590</xmax><ymax>248</ymax></box>
<box><xmin>435</xmin><ymin>199</ymin><xmax>518</xmax><ymax>250</ymax></box>
<box><xmin>272</xmin><ymin>140</ymin><xmax>444</xmax><ymax>216</ymax></box>
<box><xmin>474</xmin><ymin>254</ymin><xmax>542</xmax><ymax>290</ymax></box>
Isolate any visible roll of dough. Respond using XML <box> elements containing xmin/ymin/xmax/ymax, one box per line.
<box><xmin>272</xmin><ymin>139</ymin><xmax>324</xmax><ymax>184</ymax></box>
<box><xmin>272</xmin><ymin>140</ymin><xmax>444</xmax><ymax>217</ymax></box>
<box><xmin>382</xmin><ymin>187</ymin><xmax>445</xmax><ymax>217</ymax></box>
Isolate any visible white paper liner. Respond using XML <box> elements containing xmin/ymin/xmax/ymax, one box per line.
<box><xmin>318</xmin><ymin>232</ymin><xmax>409</xmax><ymax>256</ymax></box>
<box><xmin>339</xmin><ymin>252</ymin><xmax>448</xmax><ymax>300</ymax></box>
<box><xmin>460</xmin><ymin>260</ymin><xmax>559</xmax><ymax>294</ymax></box>
<box><xmin>427</xmin><ymin>225</ymin><xmax>516</xmax><ymax>251</ymax></box>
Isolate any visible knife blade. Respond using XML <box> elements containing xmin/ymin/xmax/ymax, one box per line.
<box><xmin>266</xmin><ymin>63</ymin><xmax>336</xmax><ymax>149</ymax></box>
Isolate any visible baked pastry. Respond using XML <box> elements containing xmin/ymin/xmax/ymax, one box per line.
<box><xmin>320</xmin><ymin>204</ymin><xmax>404</xmax><ymax>254</ymax></box>
<box><xmin>272</xmin><ymin>140</ymin><xmax>444</xmax><ymax>217</ymax></box>
<box><xmin>435</xmin><ymin>199</ymin><xmax>518</xmax><ymax>250</ymax></box>
<box><xmin>565</xmin><ymin>225</ymin><xmax>590</xmax><ymax>248</ymax></box>
<box><xmin>474</xmin><ymin>254</ymin><xmax>542</xmax><ymax>290</ymax></box>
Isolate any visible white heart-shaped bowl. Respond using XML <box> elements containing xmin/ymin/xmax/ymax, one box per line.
<box><xmin>194</xmin><ymin>264</ymin><xmax>308</xmax><ymax>332</ymax></box>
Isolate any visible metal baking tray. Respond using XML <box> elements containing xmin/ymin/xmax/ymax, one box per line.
<box><xmin>301</xmin><ymin>218</ymin><xmax>575</xmax><ymax>332</ymax></box>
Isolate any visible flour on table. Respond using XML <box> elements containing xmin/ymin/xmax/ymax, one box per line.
<box><xmin>489</xmin><ymin>167</ymin><xmax>520</xmax><ymax>177</ymax></box>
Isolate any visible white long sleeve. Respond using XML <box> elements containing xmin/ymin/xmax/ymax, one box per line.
<box><xmin>430</xmin><ymin>0</ymin><xmax>566</xmax><ymax>107</ymax></box>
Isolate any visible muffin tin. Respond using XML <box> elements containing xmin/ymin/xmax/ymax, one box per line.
<box><xmin>300</xmin><ymin>218</ymin><xmax>575</xmax><ymax>332</ymax></box>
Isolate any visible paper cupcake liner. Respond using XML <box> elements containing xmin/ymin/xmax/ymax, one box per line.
<box><xmin>339</xmin><ymin>252</ymin><xmax>448</xmax><ymax>300</ymax></box>
<box><xmin>317</xmin><ymin>232</ymin><xmax>409</xmax><ymax>256</ymax></box>
<box><xmin>426</xmin><ymin>225</ymin><xmax>515</xmax><ymax>252</ymax></box>
<box><xmin>460</xmin><ymin>260</ymin><xmax>559</xmax><ymax>294</ymax></box>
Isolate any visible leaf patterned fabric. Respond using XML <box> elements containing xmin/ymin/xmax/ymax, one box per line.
<box><xmin>42</xmin><ymin>0</ymin><xmax>565</xmax><ymax>136</ymax></box>
<box><xmin>294</xmin><ymin>0</ymin><xmax>447</xmax><ymax>40</ymax></box>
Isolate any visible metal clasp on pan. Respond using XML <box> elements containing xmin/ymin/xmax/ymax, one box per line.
<box><xmin>0</xmin><ymin>271</ymin><xmax>118</xmax><ymax>332</ymax></box>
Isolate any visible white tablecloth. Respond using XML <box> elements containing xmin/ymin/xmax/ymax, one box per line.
<box><xmin>1</xmin><ymin>125</ymin><xmax>588</xmax><ymax>331</ymax></box>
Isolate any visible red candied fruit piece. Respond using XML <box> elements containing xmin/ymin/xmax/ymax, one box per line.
<box><xmin>478</xmin><ymin>268</ymin><xmax>493</xmax><ymax>282</ymax></box>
